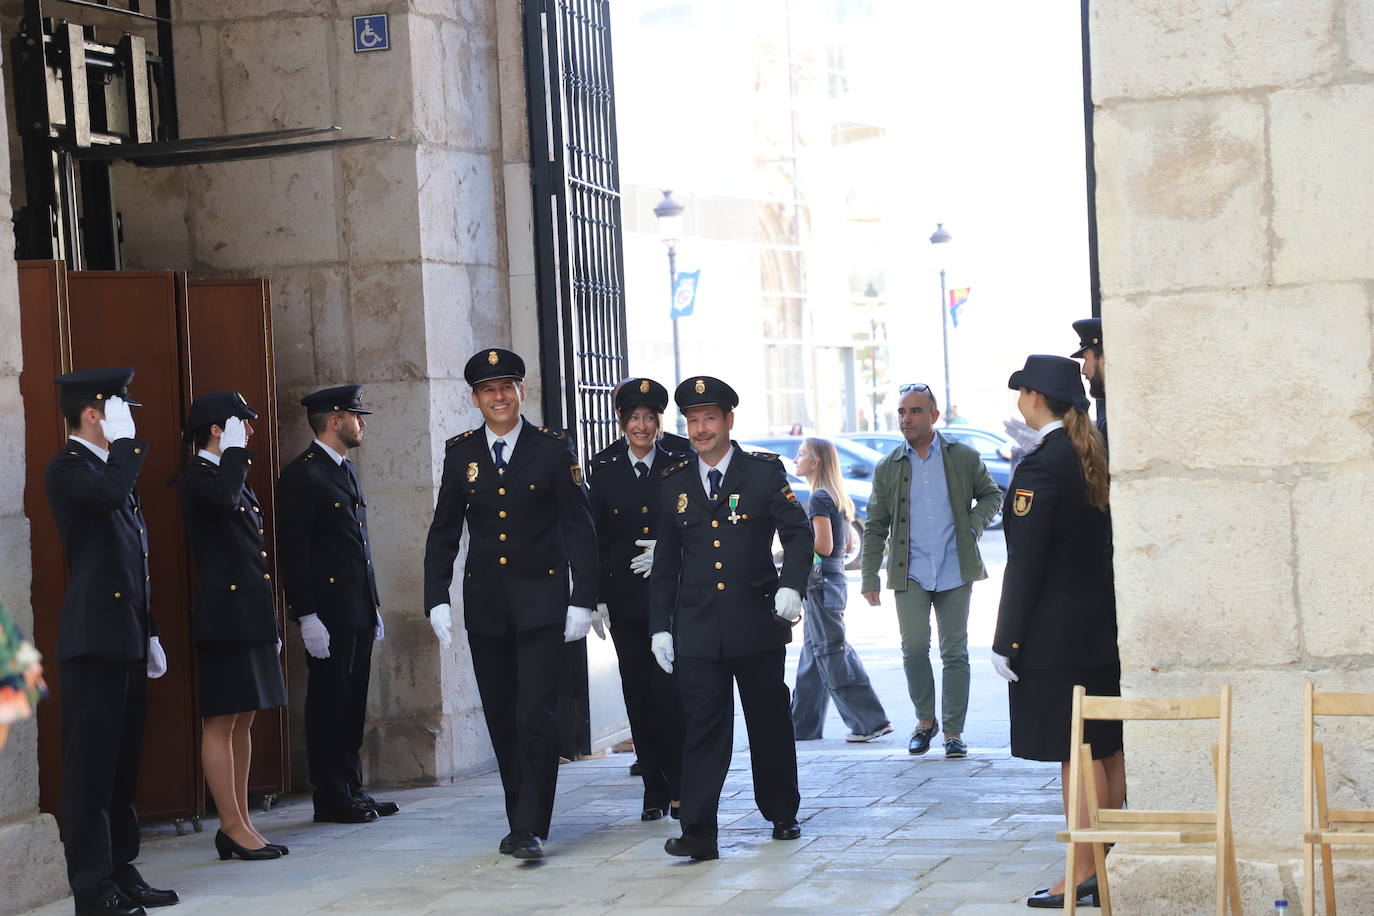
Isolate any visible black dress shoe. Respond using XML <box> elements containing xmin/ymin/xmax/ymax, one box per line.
<box><xmin>629</xmin><ymin>758</ymin><xmax>642</xmax><ymax>776</ymax></box>
<box><xmin>214</xmin><ymin>829</ymin><xmax>283</xmax><ymax>861</ymax></box>
<box><xmin>313</xmin><ymin>802</ymin><xmax>379</xmax><ymax>824</ymax></box>
<box><xmin>665</xmin><ymin>834</ymin><xmax>719</xmax><ymax>860</ymax></box>
<box><xmin>670</xmin><ymin>804</ymin><xmax>681</xmax><ymax>820</ymax></box>
<box><xmin>1027</xmin><ymin>875</ymin><xmax>1099</xmax><ymax>908</ymax></box>
<box><xmin>771</xmin><ymin>819</ymin><xmax>802</xmax><ymax>840</ymax></box>
<box><xmin>353</xmin><ymin>791</ymin><xmax>400</xmax><ymax>817</ymax></box>
<box><xmin>641</xmin><ymin>806</ymin><xmax>667</xmax><ymax>821</ymax></box>
<box><xmin>908</xmin><ymin>719</ymin><xmax>939</xmax><ymax>755</ymax></box>
<box><xmin>263</xmin><ymin>843</ymin><xmax>289</xmax><ymax>856</ymax></box>
<box><xmin>498</xmin><ymin>832</ymin><xmax>519</xmax><ymax>855</ymax></box>
<box><xmin>76</xmin><ymin>890</ymin><xmax>145</xmax><ymax>915</ymax></box>
<box><xmin>118</xmin><ymin>880</ymin><xmax>179</xmax><ymax>908</ymax></box>
<box><xmin>510</xmin><ymin>832</ymin><xmax>544</xmax><ymax>860</ymax></box>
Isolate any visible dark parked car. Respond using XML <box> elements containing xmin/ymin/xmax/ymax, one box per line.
<box><xmin>738</xmin><ymin>448</ymin><xmax>870</xmax><ymax>570</ymax></box>
<box><xmin>841</xmin><ymin>427</ymin><xmax>1013</xmax><ymax>529</ymax></box>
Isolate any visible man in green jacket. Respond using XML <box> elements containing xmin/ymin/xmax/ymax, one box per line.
<box><xmin>861</xmin><ymin>383</ymin><xmax>1001</xmax><ymax>758</ymax></box>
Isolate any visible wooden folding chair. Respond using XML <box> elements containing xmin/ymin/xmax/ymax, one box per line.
<box><xmin>1302</xmin><ymin>683</ymin><xmax>1374</xmax><ymax>915</ymax></box>
<box><xmin>1058</xmin><ymin>684</ymin><xmax>1240</xmax><ymax>915</ymax></box>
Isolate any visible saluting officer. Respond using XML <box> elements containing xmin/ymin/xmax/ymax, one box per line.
<box><xmin>46</xmin><ymin>368</ymin><xmax>178</xmax><ymax>916</ymax></box>
<box><xmin>1070</xmin><ymin>317</ymin><xmax>1108</xmax><ymax>452</ymax></box>
<box><xmin>588</xmin><ymin>377</ymin><xmax>690</xmax><ymax>821</ymax></box>
<box><xmin>178</xmin><ymin>392</ymin><xmax>288</xmax><ymax>862</ymax></box>
<box><xmin>647</xmin><ymin>376</ymin><xmax>813</xmax><ymax>861</ymax></box>
<box><xmin>423</xmin><ymin>348</ymin><xmax>600</xmax><ymax>860</ymax></box>
<box><xmin>277</xmin><ymin>385</ymin><xmax>397</xmax><ymax>825</ymax></box>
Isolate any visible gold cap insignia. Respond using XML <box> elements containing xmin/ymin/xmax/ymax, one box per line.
<box><xmin>694</xmin><ymin>379</ymin><xmax>705</xmax><ymax>394</ymax></box>
<box><xmin>639</xmin><ymin>379</ymin><xmax>650</xmax><ymax>393</ymax></box>
<box><xmin>488</xmin><ymin>350</ymin><xmax>499</xmax><ymax>365</ymax></box>
<box><xmin>466</xmin><ymin>461</ymin><xmax>479</xmax><ymax>483</ymax></box>
<box><xmin>1013</xmin><ymin>489</ymin><xmax>1034</xmax><ymax>517</ymax></box>
<box><xmin>677</xmin><ymin>493</ymin><xmax>688</xmax><ymax>514</ymax></box>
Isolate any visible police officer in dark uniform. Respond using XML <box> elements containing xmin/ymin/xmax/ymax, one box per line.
<box><xmin>178</xmin><ymin>392</ymin><xmax>288</xmax><ymax>861</ymax></box>
<box><xmin>588</xmin><ymin>377</ymin><xmax>689</xmax><ymax>820</ymax></box>
<box><xmin>423</xmin><ymin>348</ymin><xmax>599</xmax><ymax>860</ymax></box>
<box><xmin>646</xmin><ymin>376</ymin><xmax>813</xmax><ymax>860</ymax></box>
<box><xmin>45</xmin><ymin>368</ymin><xmax>178</xmax><ymax>915</ymax></box>
<box><xmin>1070</xmin><ymin>318</ymin><xmax>1108</xmax><ymax>452</ymax></box>
<box><xmin>277</xmin><ymin>385</ymin><xmax>397</xmax><ymax>825</ymax></box>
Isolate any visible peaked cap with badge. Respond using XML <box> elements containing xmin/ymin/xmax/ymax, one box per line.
<box><xmin>183</xmin><ymin>391</ymin><xmax>257</xmax><ymax>440</ymax></box>
<box><xmin>615</xmin><ymin>377</ymin><xmax>670</xmax><ymax>414</ymax></box>
<box><xmin>674</xmin><ymin>376</ymin><xmax>738</xmax><ymax>412</ymax></box>
<box><xmin>54</xmin><ymin>367</ymin><xmax>142</xmax><ymax>407</ymax></box>
<box><xmin>300</xmin><ymin>384</ymin><xmax>372</xmax><ymax>415</ymax></box>
<box><xmin>464</xmin><ymin>348</ymin><xmax>526</xmax><ymax>386</ymax></box>
<box><xmin>1007</xmin><ymin>355</ymin><xmax>1089</xmax><ymax>413</ymax></box>
<box><xmin>1069</xmin><ymin>317</ymin><xmax>1102</xmax><ymax>358</ymax></box>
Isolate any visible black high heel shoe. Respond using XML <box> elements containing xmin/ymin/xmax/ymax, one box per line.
<box><xmin>215</xmin><ymin>829</ymin><xmax>282</xmax><ymax>861</ymax></box>
<box><xmin>641</xmin><ymin>807</ymin><xmax>667</xmax><ymax>821</ymax></box>
<box><xmin>1027</xmin><ymin>875</ymin><xmax>1099</xmax><ymax>908</ymax></box>
<box><xmin>263</xmin><ymin>842</ymin><xmax>289</xmax><ymax>855</ymax></box>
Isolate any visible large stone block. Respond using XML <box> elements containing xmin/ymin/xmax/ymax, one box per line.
<box><xmin>1093</xmin><ymin>97</ymin><xmax>1266</xmax><ymax>296</ymax></box>
<box><xmin>349</xmin><ymin>260</ymin><xmax>427</xmax><ymax>381</ymax></box>
<box><xmin>348</xmin><ymin>381</ymin><xmax>434</xmax><ymax>492</ymax></box>
<box><xmin>0</xmin><ymin>377</ymin><xmax>26</xmax><ymax>512</ymax></box>
<box><xmin>1351</xmin><ymin>0</ymin><xmax>1374</xmax><ymax>74</ymax></box>
<box><xmin>1106</xmin><ymin>853</ymin><xmax>1285</xmax><ymax>916</ymax></box>
<box><xmin>265</xmin><ymin>264</ymin><xmax>349</xmax><ymax>387</ymax></box>
<box><xmin>1113</xmin><ymin>478</ymin><xmax>1298</xmax><ymax>671</ymax></box>
<box><xmin>332</xmin><ymin>13</ymin><xmax>414</xmax><ymax>143</ymax></box>
<box><xmin>171</xmin><ymin>24</ymin><xmax>225</xmax><ymax>138</ymax></box>
<box><xmin>341</xmin><ymin>143</ymin><xmax>421</xmax><ymax>263</ymax></box>
<box><xmin>1089</xmin><ymin>0</ymin><xmax>1337</xmax><ymax>100</ymax></box>
<box><xmin>415</xmin><ymin>146</ymin><xmax>504</xmax><ymax>266</ymax></box>
<box><xmin>216</xmin><ymin>17</ymin><xmax>333</xmax><ymax>134</ymax></box>
<box><xmin>178</xmin><ymin>0</ymin><xmax>333</xmax><ymax>25</ymax></box>
<box><xmin>1105</xmin><ymin>284</ymin><xmax>1371</xmax><ymax>471</ymax></box>
<box><xmin>421</xmin><ymin>262</ymin><xmax>510</xmax><ymax>382</ymax></box>
<box><xmin>188</xmin><ymin>157</ymin><xmax>342</xmax><ymax>270</ymax></box>
<box><xmin>0</xmin><ymin>814</ymin><xmax>66</xmax><ymax>912</ymax></box>
<box><xmin>369</xmin><ymin>609</ymin><xmax>444</xmax><ymax>720</ymax></box>
<box><xmin>1272</xmin><ymin>84</ymin><xmax>1374</xmax><ymax>283</ymax></box>
<box><xmin>410</xmin><ymin>18</ymin><xmax>500</xmax><ymax>150</ymax></box>
<box><xmin>0</xmin><ymin>517</ymin><xmax>34</xmax><ymax>629</ymax></box>
<box><xmin>362</xmin><ymin>484</ymin><xmax>436</xmax><ymax>609</ymax></box>
<box><xmin>0</xmin><ymin>714</ymin><xmax>38</xmax><ymax>821</ymax></box>
<box><xmin>111</xmin><ymin>164</ymin><xmax>192</xmax><ymax>270</ymax></box>
<box><xmin>1294</xmin><ymin>474</ymin><xmax>1374</xmax><ymax>659</ymax></box>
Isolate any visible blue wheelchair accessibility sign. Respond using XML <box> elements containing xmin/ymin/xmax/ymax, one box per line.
<box><xmin>353</xmin><ymin>14</ymin><xmax>389</xmax><ymax>53</ymax></box>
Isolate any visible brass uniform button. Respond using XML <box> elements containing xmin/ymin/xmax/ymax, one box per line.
<box><xmin>548</xmin><ymin>569</ymin><xmax>556</xmax><ymax>576</ymax></box>
<box><xmin>612</xmin><ymin>508</ymin><xmax>619</xmax><ymax>515</ymax></box>
<box><xmin>641</xmin><ymin>506</ymin><xmax>648</xmax><ymax>513</ymax></box>
<box><xmin>247</xmin><ymin>458</ymin><xmax>252</xmax><ymax>465</ymax></box>
<box><xmin>133</xmin><ymin>448</ymin><xmax>141</xmax><ymax>455</ymax></box>
<box><xmin>716</xmin><ymin>582</ymin><xmax>725</xmax><ymax>590</ymax></box>
<box><xmin>335</xmin><ymin>502</ymin><xmax>342</xmax><ymax>508</ymax></box>
<box><xmin>113</xmin><ymin>591</ymin><xmax>122</xmax><ymax>598</ymax></box>
<box><xmin>529</xmin><ymin>484</ymin><xmax>536</xmax><ymax>490</ymax></box>
<box><xmin>263</xmin><ymin>573</ymin><xmax>271</xmax><ymax>580</ymax></box>
<box><xmin>713</xmin><ymin>540</ymin><xmax>721</xmax><ymax>547</ymax></box>
<box><xmin>711</xmin><ymin>520</ymin><xmax>719</xmax><ymax>528</ymax></box>
<box><xmin>328</xmin><ymin>577</ymin><xmax>335</xmax><ymax>583</ymax></box>
<box><xmin>261</xmin><ymin>551</ymin><xmax>268</xmax><ymax>557</ymax></box>
<box><xmin>229</xmin><ymin>585</ymin><xmax>236</xmax><ymax>592</ymax></box>
<box><xmin>1011</xmin><ymin>642</ymin><xmax>1020</xmax><ymax>649</ymax></box>
<box><xmin>499</xmin><ymin>557</ymin><xmax>508</xmax><ymax>565</ymax></box>
<box><xmin>715</xmin><ymin>562</ymin><xmax>723</xmax><ymax>569</ymax></box>
<box><xmin>239</xmin><ymin>506</ymin><xmax>246</xmax><ymax>512</ymax></box>
<box><xmin>143</xmin><ymin>552</ymin><xmax>149</xmax><ymax>558</ymax></box>
<box><xmin>499</xmin><ymin>533</ymin><xmax>507</xmax><ymax>541</ymax></box>
<box><xmin>642</xmin><ymin>527</ymin><xmax>650</xmax><ymax>534</ymax></box>
<box><xmin>258</xmin><ymin>528</ymin><xmax>264</xmax><ymax>535</ymax></box>
<box><xmin>499</xmin><ymin>510</ymin><xmax>507</xmax><ymax>518</ymax></box>
<box><xmin>498</xmin><ymin>487</ymin><xmax>506</xmax><ymax>495</ymax></box>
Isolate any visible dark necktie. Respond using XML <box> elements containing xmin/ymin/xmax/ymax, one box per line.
<box><xmin>634</xmin><ymin>460</ymin><xmax>649</xmax><ymax>480</ymax></box>
<box><xmin>708</xmin><ymin>468</ymin><xmax>722</xmax><ymax>500</ymax></box>
<box><xmin>343</xmin><ymin>459</ymin><xmax>363</xmax><ymax>502</ymax></box>
<box><xmin>493</xmin><ymin>440</ymin><xmax>507</xmax><ymax>472</ymax></box>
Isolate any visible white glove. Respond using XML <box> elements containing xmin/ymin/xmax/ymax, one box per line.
<box><xmin>100</xmin><ymin>395</ymin><xmax>136</xmax><ymax>442</ymax></box>
<box><xmin>591</xmin><ymin>603</ymin><xmax>609</xmax><ymax>640</ymax></box>
<box><xmin>1002</xmin><ymin>417</ymin><xmax>1038</xmax><ymax>450</ymax></box>
<box><xmin>650</xmin><ymin>631</ymin><xmax>674</xmax><ymax>674</ymax></box>
<box><xmin>992</xmin><ymin>653</ymin><xmax>1019</xmax><ymax>682</ymax></box>
<box><xmin>374</xmin><ymin>614</ymin><xmax>385</xmax><ymax>642</ymax></box>
<box><xmin>220</xmin><ymin>415</ymin><xmax>247</xmax><ymax>450</ymax></box>
<box><xmin>300</xmin><ymin>613</ymin><xmax>331</xmax><ymax>659</ymax></box>
<box><xmin>429</xmin><ymin>603</ymin><xmax>453</xmax><ymax>648</ymax></box>
<box><xmin>629</xmin><ymin>539</ymin><xmax>656</xmax><ymax>578</ymax></box>
<box><xmin>773</xmin><ymin>586</ymin><xmax>803</xmax><ymax>622</ymax></box>
<box><xmin>564</xmin><ymin>605</ymin><xmax>593</xmax><ymax>642</ymax></box>
<box><xmin>146</xmin><ymin>636</ymin><xmax>167</xmax><ymax>679</ymax></box>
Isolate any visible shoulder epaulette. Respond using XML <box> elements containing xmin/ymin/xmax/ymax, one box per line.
<box><xmin>744</xmin><ymin>449</ymin><xmax>781</xmax><ymax>462</ymax></box>
<box><xmin>591</xmin><ymin>440</ymin><xmax>624</xmax><ymax>465</ymax></box>
<box><xmin>446</xmin><ymin>428</ymin><xmax>479</xmax><ymax>448</ymax></box>
<box><xmin>661</xmin><ymin>459</ymin><xmax>692</xmax><ymax>478</ymax></box>
<box><xmin>534</xmin><ymin>426</ymin><xmax>566</xmax><ymax>440</ymax></box>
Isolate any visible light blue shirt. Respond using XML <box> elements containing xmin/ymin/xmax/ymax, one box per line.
<box><xmin>906</xmin><ymin>432</ymin><xmax>964</xmax><ymax>592</ymax></box>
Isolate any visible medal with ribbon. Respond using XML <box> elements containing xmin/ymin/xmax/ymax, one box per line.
<box><xmin>727</xmin><ymin>494</ymin><xmax>742</xmax><ymax>524</ymax></box>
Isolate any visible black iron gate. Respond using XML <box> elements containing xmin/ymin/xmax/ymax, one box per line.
<box><xmin>524</xmin><ymin>0</ymin><xmax>629</xmax><ymax>462</ymax></box>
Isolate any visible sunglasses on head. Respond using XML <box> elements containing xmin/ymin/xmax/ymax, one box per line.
<box><xmin>898</xmin><ymin>383</ymin><xmax>931</xmax><ymax>394</ymax></box>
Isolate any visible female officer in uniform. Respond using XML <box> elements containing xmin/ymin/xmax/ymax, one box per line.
<box><xmin>990</xmin><ymin>356</ymin><xmax>1124</xmax><ymax>908</ymax></box>
<box><xmin>179</xmin><ymin>392</ymin><xmax>288</xmax><ymax>861</ymax></box>
<box><xmin>588</xmin><ymin>378</ymin><xmax>689</xmax><ymax>820</ymax></box>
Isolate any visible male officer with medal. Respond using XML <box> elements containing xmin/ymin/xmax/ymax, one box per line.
<box><xmin>277</xmin><ymin>385</ymin><xmax>397</xmax><ymax>825</ymax></box>
<box><xmin>423</xmin><ymin>348</ymin><xmax>599</xmax><ymax>860</ymax></box>
<box><xmin>46</xmin><ymin>368</ymin><xmax>178</xmax><ymax>915</ymax></box>
<box><xmin>645</xmin><ymin>376</ymin><xmax>813</xmax><ymax>860</ymax></box>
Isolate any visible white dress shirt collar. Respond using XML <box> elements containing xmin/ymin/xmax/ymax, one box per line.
<box><xmin>627</xmin><ymin>442</ymin><xmax>656</xmax><ymax>470</ymax></box>
<box><xmin>313</xmin><ymin>438</ymin><xmax>346</xmax><ymax>465</ymax></box>
<box><xmin>1036</xmin><ymin>419</ymin><xmax>1065</xmax><ymax>440</ymax></box>
<box><xmin>197</xmin><ymin>448</ymin><xmax>222</xmax><ymax>466</ymax></box>
<box><xmin>485</xmin><ymin>419</ymin><xmax>524</xmax><ymax>462</ymax></box>
<box><xmin>698</xmin><ymin>445</ymin><xmax>735</xmax><ymax>496</ymax></box>
<box><xmin>68</xmin><ymin>434</ymin><xmax>109</xmax><ymax>463</ymax></box>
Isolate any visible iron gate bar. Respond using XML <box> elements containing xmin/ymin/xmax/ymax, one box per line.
<box><xmin>45</xmin><ymin>0</ymin><xmax>168</xmax><ymax>22</ymax></box>
<box><xmin>126</xmin><ymin>134</ymin><xmax>395</xmax><ymax>168</ymax></box>
<box><xmin>68</xmin><ymin>126</ymin><xmax>346</xmax><ymax>160</ymax></box>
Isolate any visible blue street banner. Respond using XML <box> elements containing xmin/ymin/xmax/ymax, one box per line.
<box><xmin>949</xmin><ymin>287</ymin><xmax>970</xmax><ymax>328</ymax></box>
<box><xmin>671</xmin><ymin>269</ymin><xmax>701</xmax><ymax>319</ymax></box>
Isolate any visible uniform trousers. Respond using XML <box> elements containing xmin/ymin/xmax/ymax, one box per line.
<box><xmin>894</xmin><ymin>582</ymin><xmax>972</xmax><ymax>734</ymax></box>
<box><xmin>791</xmin><ymin>586</ymin><xmax>889</xmax><ymax>739</ymax></box>
<box><xmin>607</xmin><ymin>606</ymin><xmax>682</xmax><ymax>811</ymax></box>
<box><xmin>304</xmin><ymin>624</ymin><xmax>373</xmax><ymax>811</ymax></box>
<box><xmin>60</xmin><ymin>658</ymin><xmax>147</xmax><ymax>905</ymax></box>
<box><xmin>468</xmin><ymin>622</ymin><xmax>562</xmax><ymax>839</ymax></box>
<box><xmin>677</xmin><ymin>647</ymin><xmax>799</xmax><ymax>840</ymax></box>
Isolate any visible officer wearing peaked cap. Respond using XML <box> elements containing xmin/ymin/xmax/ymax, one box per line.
<box><xmin>423</xmin><ymin>348</ymin><xmax>599</xmax><ymax>860</ymax></box>
<box><xmin>645</xmin><ymin>375</ymin><xmax>813</xmax><ymax>860</ymax></box>
<box><xmin>1069</xmin><ymin>317</ymin><xmax>1108</xmax><ymax>452</ymax></box>
<box><xmin>179</xmin><ymin>392</ymin><xmax>289</xmax><ymax>861</ymax></box>
<box><xmin>276</xmin><ymin>384</ymin><xmax>397</xmax><ymax>825</ymax></box>
<box><xmin>588</xmin><ymin>376</ymin><xmax>690</xmax><ymax>820</ymax></box>
<box><xmin>46</xmin><ymin>368</ymin><xmax>179</xmax><ymax>914</ymax></box>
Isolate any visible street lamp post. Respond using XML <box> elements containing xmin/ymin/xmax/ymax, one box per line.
<box><xmin>655</xmin><ymin>189</ymin><xmax>686</xmax><ymax>434</ymax></box>
<box><xmin>929</xmin><ymin>222</ymin><xmax>953</xmax><ymax>417</ymax></box>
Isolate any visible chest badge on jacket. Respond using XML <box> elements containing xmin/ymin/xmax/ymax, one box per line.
<box><xmin>677</xmin><ymin>492</ymin><xmax>688</xmax><ymax>514</ymax></box>
<box><xmin>727</xmin><ymin>494</ymin><xmax>742</xmax><ymax>524</ymax></box>
<box><xmin>1013</xmin><ymin>488</ymin><xmax>1034</xmax><ymax>517</ymax></box>
<box><xmin>467</xmin><ymin>462</ymin><xmax>479</xmax><ymax>483</ymax></box>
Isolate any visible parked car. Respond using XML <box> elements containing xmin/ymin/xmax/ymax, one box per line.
<box><xmin>841</xmin><ymin>427</ymin><xmax>1013</xmax><ymax>529</ymax></box>
<box><xmin>738</xmin><ymin>448</ymin><xmax>870</xmax><ymax>570</ymax></box>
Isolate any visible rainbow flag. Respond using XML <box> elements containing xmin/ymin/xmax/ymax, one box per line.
<box><xmin>949</xmin><ymin>287</ymin><xmax>970</xmax><ymax>328</ymax></box>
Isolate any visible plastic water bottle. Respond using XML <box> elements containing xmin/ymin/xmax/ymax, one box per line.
<box><xmin>1274</xmin><ymin>901</ymin><xmax>1288</xmax><ymax>913</ymax></box>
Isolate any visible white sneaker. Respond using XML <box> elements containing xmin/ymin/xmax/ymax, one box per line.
<box><xmin>845</xmin><ymin>723</ymin><xmax>894</xmax><ymax>743</ymax></box>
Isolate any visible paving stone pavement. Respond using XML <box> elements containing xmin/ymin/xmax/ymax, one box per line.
<box><xmin>26</xmin><ymin>536</ymin><xmax>1079</xmax><ymax>914</ymax></box>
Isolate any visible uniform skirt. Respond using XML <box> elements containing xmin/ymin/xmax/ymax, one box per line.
<box><xmin>1008</xmin><ymin>663</ymin><xmax>1123</xmax><ymax>763</ymax></box>
<box><xmin>196</xmin><ymin>641</ymin><xmax>288</xmax><ymax>719</ymax></box>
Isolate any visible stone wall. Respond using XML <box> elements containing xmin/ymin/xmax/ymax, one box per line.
<box><xmin>1093</xmin><ymin>1</ymin><xmax>1374</xmax><ymax>910</ymax></box>
<box><xmin>112</xmin><ymin>0</ymin><xmax>531</xmax><ymax>787</ymax></box>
